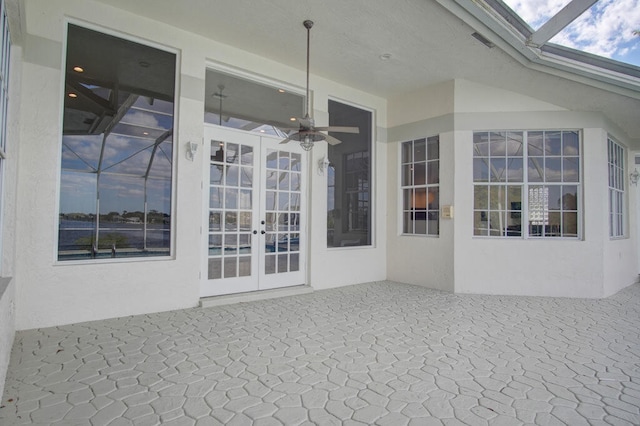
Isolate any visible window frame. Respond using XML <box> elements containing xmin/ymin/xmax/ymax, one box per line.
<box><xmin>56</xmin><ymin>21</ymin><xmax>180</xmax><ymax>263</ymax></box>
<box><xmin>473</xmin><ymin>130</ymin><xmax>582</xmax><ymax>240</ymax></box>
<box><xmin>0</xmin><ymin>0</ymin><xmax>11</xmax><ymax>274</ymax></box>
<box><xmin>400</xmin><ymin>135</ymin><xmax>440</xmax><ymax>237</ymax></box>
<box><xmin>607</xmin><ymin>137</ymin><xmax>626</xmax><ymax>239</ymax></box>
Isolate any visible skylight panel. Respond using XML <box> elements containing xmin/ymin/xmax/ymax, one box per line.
<box><xmin>502</xmin><ymin>0</ymin><xmax>640</xmax><ymax>67</ymax></box>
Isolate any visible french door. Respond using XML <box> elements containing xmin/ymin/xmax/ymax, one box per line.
<box><xmin>201</xmin><ymin>125</ymin><xmax>306</xmax><ymax>297</ymax></box>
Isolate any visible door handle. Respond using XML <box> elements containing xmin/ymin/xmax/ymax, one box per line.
<box><xmin>261</xmin><ymin>230</ymin><xmax>266</xmax><ymax>235</ymax></box>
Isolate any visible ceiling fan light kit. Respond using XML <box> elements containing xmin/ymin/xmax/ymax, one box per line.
<box><xmin>280</xmin><ymin>20</ymin><xmax>359</xmax><ymax>151</ymax></box>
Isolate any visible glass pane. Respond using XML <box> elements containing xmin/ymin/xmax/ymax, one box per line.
<box><xmin>403</xmin><ymin>189</ymin><xmax>413</xmax><ymax>210</ymax></box>
<box><xmin>289</xmin><ymin>233</ymin><xmax>300</xmax><ymax>252</ymax></box>
<box><xmin>489</xmin><ymin>212</ymin><xmax>504</xmax><ymax>236</ymax></box>
<box><xmin>402</xmin><ymin>141</ymin><xmax>412</xmax><ymax>163</ymax></box>
<box><xmin>414</xmin><ymin>188</ymin><xmax>427</xmax><ymax>210</ymax></box>
<box><xmin>413</xmin><ymin>163</ymin><xmax>426</xmax><ymax>186</ymax></box>
<box><xmin>278</xmin><ymin>192</ymin><xmax>289</xmax><ymax>210</ymax></box>
<box><xmin>266</xmin><ymin>150</ymin><xmax>278</xmax><ymax>169</ymax></box>
<box><xmin>474</xmin><ymin>186</ymin><xmax>488</xmax><ymax>210</ymax></box>
<box><xmin>210</xmin><ymin>164</ymin><xmax>223</xmax><ymax>185</ymax></box>
<box><xmin>209</xmin><ymin>211</ymin><xmax>222</xmax><ymax>231</ymax></box>
<box><xmin>225</xmin><ymin>189</ymin><xmax>238</xmax><ymax>209</ymax></box>
<box><xmin>210</xmin><ymin>187</ymin><xmax>223</xmax><ymax>209</ymax></box>
<box><xmin>226</xmin><ymin>165</ymin><xmax>239</xmax><ymax>187</ymax></box>
<box><xmin>545</xmin><ymin>132</ymin><xmax>562</xmax><ymax>155</ymax></box>
<box><xmin>427</xmin><ymin>161</ymin><xmax>439</xmax><ymax>185</ymax></box>
<box><xmin>278</xmin><ymin>171</ymin><xmax>290</xmax><ymax>190</ymax></box>
<box><xmin>238</xmin><ymin>256</ymin><xmax>251</xmax><ymax>277</ymax></box>
<box><xmin>473</xmin><ymin>158</ymin><xmax>489</xmax><ymax>182</ymax></box>
<box><xmin>490</xmin><ymin>158</ymin><xmax>506</xmax><ymax>182</ymax></box>
<box><xmin>224</xmin><ymin>212</ymin><xmax>237</xmax><ymax>231</ymax></box>
<box><xmin>239</xmin><ymin>233</ymin><xmax>251</xmax><ymax>252</ymax></box>
<box><xmin>290</xmin><ymin>253</ymin><xmax>300</xmax><ymax>272</ymax></box>
<box><xmin>265</xmin><ymin>233</ymin><xmax>277</xmax><ymax>252</ymax></box>
<box><xmin>224</xmin><ymin>257</ymin><xmax>237</xmax><ymax>278</ymax></box>
<box><xmin>402</xmin><ymin>164</ymin><xmax>413</xmax><ymax>186</ymax></box>
<box><xmin>266</xmin><ymin>191</ymin><xmax>276</xmax><ymax>211</ymax></box>
<box><xmin>563</xmin><ymin>158</ymin><xmax>579</xmax><ymax>182</ymax></box>
<box><xmin>507</xmin><ymin>186</ymin><xmax>522</xmax><ymax>211</ymax></box>
<box><xmin>506</xmin><ymin>132</ymin><xmax>523</xmax><ymax>156</ymax></box>
<box><xmin>240</xmin><ymin>145</ymin><xmax>253</xmax><ymax>165</ymax></box>
<box><xmin>490</xmin><ymin>132</ymin><xmax>506</xmax><ymax>156</ymax></box>
<box><xmin>427</xmin><ymin>188</ymin><xmax>439</xmax><ymax>210</ymax></box>
<box><xmin>427</xmin><ymin>213</ymin><xmax>439</xmax><ymax>235</ymax></box>
<box><xmin>545</xmin><ymin>158</ymin><xmax>562</xmax><ymax>182</ymax></box>
<box><xmin>563</xmin><ymin>132</ymin><xmax>579</xmax><ymax>155</ymax></box>
<box><xmin>224</xmin><ymin>234</ymin><xmax>237</xmax><ymax>254</ymax></box>
<box><xmin>208</xmin><ymin>234</ymin><xmax>222</xmax><ymax>255</ymax></box>
<box><xmin>473</xmin><ymin>132</ymin><xmax>489</xmax><ymax>156</ymax></box>
<box><xmin>403</xmin><ymin>212</ymin><xmax>413</xmax><ymax>234</ymax></box>
<box><xmin>489</xmin><ymin>186</ymin><xmax>506</xmax><ymax>210</ymax></box>
<box><xmin>563</xmin><ymin>212</ymin><xmax>578</xmax><ymax>237</ymax></box>
<box><xmin>547</xmin><ymin>186</ymin><xmax>561</xmax><ymax>210</ymax></box>
<box><xmin>211</xmin><ymin>141</ymin><xmax>224</xmax><ymax>163</ymax></box>
<box><xmin>474</xmin><ymin>211</ymin><xmax>488</xmax><ymax>236</ymax></box>
<box><xmin>278</xmin><ymin>254</ymin><xmax>288</xmax><ymax>273</ymax></box>
<box><xmin>528</xmin><ymin>158</ymin><xmax>544</xmax><ymax>182</ymax></box>
<box><xmin>507</xmin><ymin>158</ymin><xmax>523</xmax><ymax>182</ymax></box>
<box><xmin>266</xmin><ymin>170</ymin><xmax>277</xmax><ymax>190</ymax></box>
<box><xmin>427</xmin><ymin>136</ymin><xmax>439</xmax><ymax>160</ymax></box>
<box><xmin>290</xmin><ymin>193</ymin><xmax>301</xmax><ymax>211</ymax></box>
<box><xmin>208</xmin><ymin>258</ymin><xmax>222</xmax><ymax>280</ymax></box>
<box><xmin>239</xmin><ymin>212</ymin><xmax>252</xmax><ymax>232</ymax></box>
<box><xmin>562</xmin><ymin>186</ymin><xmax>578</xmax><ymax>210</ymax></box>
<box><xmin>265</xmin><ymin>213</ymin><xmax>276</xmax><ymax>231</ymax></box>
<box><xmin>290</xmin><ymin>172</ymin><xmax>301</xmax><ymax>191</ymax></box>
<box><xmin>279</xmin><ymin>151</ymin><xmax>290</xmax><ymax>170</ymax></box>
<box><xmin>547</xmin><ymin>212</ymin><xmax>561</xmax><ymax>237</ymax></box>
<box><xmin>528</xmin><ymin>132</ymin><xmax>544</xmax><ymax>156</ymax></box>
<box><xmin>226</xmin><ymin>143</ymin><xmax>239</xmax><ymax>164</ymax></box>
<box><xmin>413</xmin><ymin>139</ymin><xmax>426</xmax><ymax>162</ymax></box>
<box><xmin>240</xmin><ymin>167</ymin><xmax>253</xmax><ymax>188</ymax></box>
<box><xmin>289</xmin><ymin>153</ymin><xmax>301</xmax><ymax>172</ymax></box>
<box><xmin>278</xmin><ymin>213</ymin><xmax>289</xmax><ymax>231</ymax></box>
<box><xmin>265</xmin><ymin>255</ymin><xmax>276</xmax><ymax>274</ymax></box>
<box><xmin>239</xmin><ymin>189</ymin><xmax>252</xmax><ymax>210</ymax></box>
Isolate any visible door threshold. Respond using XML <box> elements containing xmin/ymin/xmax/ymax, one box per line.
<box><xmin>200</xmin><ymin>285</ymin><xmax>313</xmax><ymax>308</ymax></box>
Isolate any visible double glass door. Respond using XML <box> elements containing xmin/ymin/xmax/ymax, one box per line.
<box><xmin>201</xmin><ymin>125</ymin><xmax>306</xmax><ymax>297</ymax></box>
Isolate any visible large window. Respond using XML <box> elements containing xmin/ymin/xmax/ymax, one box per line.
<box><xmin>0</xmin><ymin>0</ymin><xmax>10</xmax><ymax>271</ymax></box>
<box><xmin>401</xmin><ymin>136</ymin><xmax>439</xmax><ymax>235</ymax></box>
<box><xmin>608</xmin><ymin>137</ymin><xmax>625</xmax><ymax>238</ymax></box>
<box><xmin>473</xmin><ymin>130</ymin><xmax>580</xmax><ymax>238</ymax></box>
<box><xmin>327</xmin><ymin>100</ymin><xmax>372</xmax><ymax>247</ymax></box>
<box><xmin>58</xmin><ymin>25</ymin><xmax>176</xmax><ymax>260</ymax></box>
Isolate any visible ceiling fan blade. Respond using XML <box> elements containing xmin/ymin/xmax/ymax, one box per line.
<box><xmin>280</xmin><ymin>136</ymin><xmax>294</xmax><ymax>144</ymax></box>
<box><xmin>324</xmin><ymin>135</ymin><xmax>343</xmax><ymax>146</ymax></box>
<box><xmin>315</xmin><ymin>126</ymin><xmax>359</xmax><ymax>134</ymax></box>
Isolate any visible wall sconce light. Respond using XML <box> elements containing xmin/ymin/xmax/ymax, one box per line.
<box><xmin>630</xmin><ymin>169</ymin><xmax>640</xmax><ymax>186</ymax></box>
<box><xmin>186</xmin><ymin>141</ymin><xmax>198</xmax><ymax>161</ymax></box>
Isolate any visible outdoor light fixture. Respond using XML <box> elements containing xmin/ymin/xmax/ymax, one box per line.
<box><xmin>300</xmin><ymin>135</ymin><xmax>314</xmax><ymax>151</ymax></box>
<box><xmin>630</xmin><ymin>168</ymin><xmax>640</xmax><ymax>186</ymax></box>
<box><xmin>185</xmin><ymin>141</ymin><xmax>198</xmax><ymax>161</ymax></box>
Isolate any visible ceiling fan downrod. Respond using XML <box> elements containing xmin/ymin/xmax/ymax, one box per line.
<box><xmin>303</xmin><ymin>20</ymin><xmax>313</xmax><ymax>119</ymax></box>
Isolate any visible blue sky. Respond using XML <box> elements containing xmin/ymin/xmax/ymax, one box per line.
<box><xmin>502</xmin><ymin>0</ymin><xmax>640</xmax><ymax>67</ymax></box>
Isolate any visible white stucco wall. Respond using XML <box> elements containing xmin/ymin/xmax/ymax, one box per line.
<box><xmin>386</xmin><ymin>78</ymin><xmax>638</xmax><ymax>298</ymax></box>
<box><xmin>13</xmin><ymin>0</ymin><xmax>387</xmax><ymax>330</ymax></box>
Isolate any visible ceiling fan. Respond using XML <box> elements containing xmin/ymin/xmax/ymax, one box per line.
<box><xmin>280</xmin><ymin>20</ymin><xmax>359</xmax><ymax>151</ymax></box>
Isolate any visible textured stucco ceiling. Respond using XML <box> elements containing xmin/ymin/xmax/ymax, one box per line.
<box><xmin>86</xmin><ymin>0</ymin><xmax>640</xmax><ymax>144</ymax></box>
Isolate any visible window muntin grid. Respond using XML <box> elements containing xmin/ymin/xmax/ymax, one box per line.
<box><xmin>401</xmin><ymin>136</ymin><xmax>439</xmax><ymax>236</ymax></box>
<box><xmin>473</xmin><ymin>130</ymin><xmax>581</xmax><ymax>239</ymax></box>
<box><xmin>608</xmin><ymin>137</ymin><xmax>625</xmax><ymax>238</ymax></box>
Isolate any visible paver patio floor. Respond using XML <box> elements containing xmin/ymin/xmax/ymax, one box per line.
<box><xmin>1</xmin><ymin>281</ymin><xmax>639</xmax><ymax>425</ymax></box>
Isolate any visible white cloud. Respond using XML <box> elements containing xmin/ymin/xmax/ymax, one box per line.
<box><xmin>503</xmin><ymin>0</ymin><xmax>640</xmax><ymax>62</ymax></box>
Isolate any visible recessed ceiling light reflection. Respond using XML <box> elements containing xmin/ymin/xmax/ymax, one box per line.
<box><xmin>68</xmin><ymin>93</ymin><xmax>78</xmax><ymax>98</ymax></box>
<box><xmin>73</xmin><ymin>66</ymin><xmax>84</xmax><ymax>73</ymax></box>
<box><xmin>278</xmin><ymin>89</ymin><xmax>286</xmax><ymax>93</ymax></box>
<box><xmin>290</xmin><ymin>117</ymin><xmax>297</xmax><ymax>121</ymax></box>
